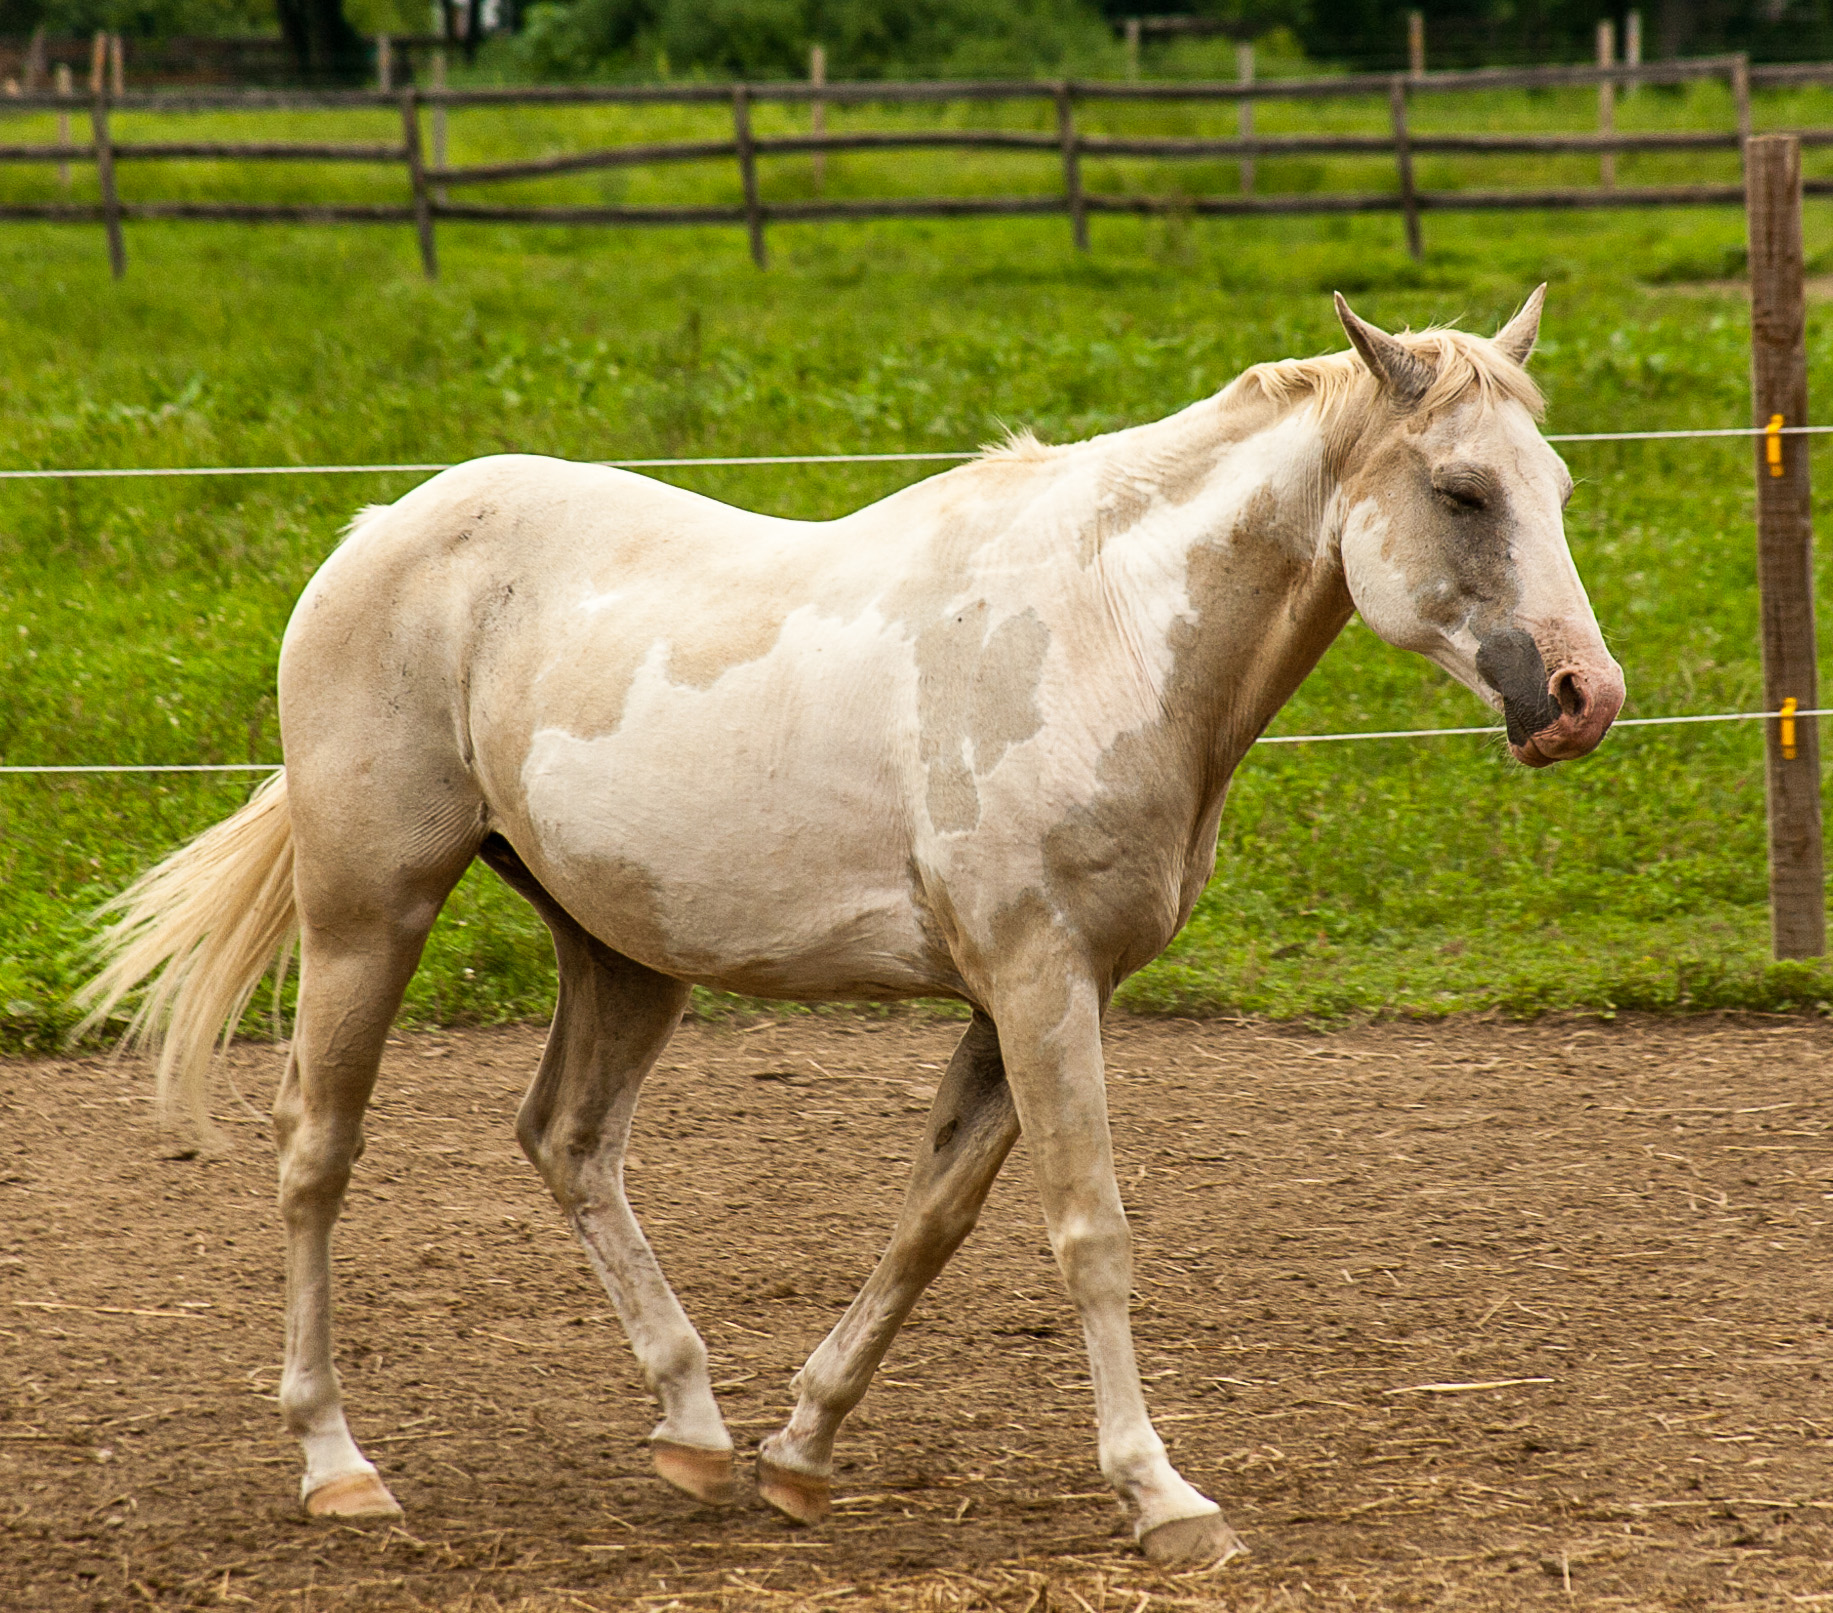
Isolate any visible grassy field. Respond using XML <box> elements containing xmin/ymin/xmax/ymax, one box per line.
<box><xmin>4</xmin><ymin>89</ymin><xmax>1833</xmax><ymax>1050</ymax></box>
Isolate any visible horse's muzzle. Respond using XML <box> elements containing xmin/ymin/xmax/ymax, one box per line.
<box><xmin>1510</xmin><ymin>661</ymin><xmax>1625</xmax><ymax>767</ymax></box>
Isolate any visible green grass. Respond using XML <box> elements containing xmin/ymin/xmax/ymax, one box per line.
<box><xmin>4</xmin><ymin>103</ymin><xmax>1833</xmax><ymax>1048</ymax></box>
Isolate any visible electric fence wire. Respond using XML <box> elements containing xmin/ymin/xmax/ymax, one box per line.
<box><xmin>3</xmin><ymin>423</ymin><xmax>1824</xmax><ymax>773</ymax></box>
<box><xmin>1</xmin><ymin>423</ymin><xmax>1831</xmax><ymax>481</ymax></box>
<box><xmin>5</xmin><ymin>709</ymin><xmax>1826</xmax><ymax>774</ymax></box>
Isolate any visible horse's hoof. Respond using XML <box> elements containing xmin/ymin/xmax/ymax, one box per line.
<box><xmin>304</xmin><ymin>1469</ymin><xmax>403</xmax><ymax>1520</ymax></box>
<box><xmin>756</xmin><ymin>1454</ymin><xmax>831</xmax><ymax>1525</ymax></box>
<box><xmin>1139</xmin><ymin>1509</ymin><xmax>1246</xmax><ymax>1565</ymax></box>
<box><xmin>652</xmin><ymin>1439</ymin><xmax>736</xmax><ymax>1506</ymax></box>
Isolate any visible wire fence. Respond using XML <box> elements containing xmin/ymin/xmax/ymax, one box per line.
<box><xmin>1</xmin><ymin>707</ymin><xmax>1825</xmax><ymax>775</ymax></box>
<box><xmin>1</xmin><ymin>420</ymin><xmax>1822</xmax><ymax>775</ymax></box>
<box><xmin>0</xmin><ymin>422</ymin><xmax>1826</xmax><ymax>481</ymax></box>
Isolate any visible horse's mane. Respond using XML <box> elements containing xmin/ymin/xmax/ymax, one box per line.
<box><xmin>977</xmin><ymin>425</ymin><xmax>1060</xmax><ymax>463</ymax></box>
<box><xmin>1225</xmin><ymin>325</ymin><xmax>1544</xmax><ymax>426</ymax></box>
<box><xmin>972</xmin><ymin>327</ymin><xmax>1542</xmax><ymax>475</ymax></box>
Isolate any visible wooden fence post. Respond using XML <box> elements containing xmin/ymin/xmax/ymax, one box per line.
<box><xmin>55</xmin><ymin>62</ymin><xmax>71</xmax><ymax>191</ymax></box>
<box><xmin>1597</xmin><ymin>19</ymin><xmax>1616</xmax><ymax>189</ymax></box>
<box><xmin>109</xmin><ymin>33</ymin><xmax>123</xmax><ymax>96</ymax></box>
<box><xmin>400</xmin><ymin>89</ymin><xmax>438</xmax><ymax>279</ymax></box>
<box><xmin>733</xmin><ymin>84</ymin><xmax>766</xmax><ymax>268</ymax></box>
<box><xmin>1057</xmin><ymin>81</ymin><xmax>1087</xmax><ymax>251</ymax></box>
<box><xmin>91</xmin><ymin>84</ymin><xmax>125</xmax><ymax>279</ymax></box>
<box><xmin>377</xmin><ymin>34</ymin><xmax>393</xmax><ymax>93</ymax></box>
<box><xmin>1389</xmin><ymin>77</ymin><xmax>1421</xmax><ymax>259</ymax></box>
<box><xmin>810</xmin><ymin>44</ymin><xmax>826</xmax><ymax>195</ymax></box>
<box><xmin>431</xmin><ymin>50</ymin><xmax>448</xmax><ymax>207</ymax></box>
<box><xmin>88</xmin><ymin>30</ymin><xmax>105</xmax><ymax>93</ymax></box>
<box><xmin>1746</xmin><ymin>133</ymin><xmax>1826</xmax><ymax>959</ymax></box>
<box><xmin>1624</xmin><ymin>9</ymin><xmax>1642</xmax><ymax>99</ymax></box>
<box><xmin>1733</xmin><ymin>54</ymin><xmax>1752</xmax><ymax>158</ymax></box>
<box><xmin>1407</xmin><ymin>10</ymin><xmax>1425</xmax><ymax>78</ymax></box>
<box><xmin>1124</xmin><ymin>17</ymin><xmax>1140</xmax><ymax>82</ymax></box>
<box><xmin>1237</xmin><ymin>42</ymin><xmax>1255</xmax><ymax>194</ymax></box>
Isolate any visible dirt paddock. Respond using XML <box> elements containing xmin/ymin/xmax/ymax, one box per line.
<box><xmin>5</xmin><ymin>1010</ymin><xmax>1833</xmax><ymax>1611</ymax></box>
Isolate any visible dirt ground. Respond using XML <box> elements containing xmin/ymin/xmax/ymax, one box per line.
<box><xmin>6</xmin><ymin>1010</ymin><xmax>1833</xmax><ymax>1612</ymax></box>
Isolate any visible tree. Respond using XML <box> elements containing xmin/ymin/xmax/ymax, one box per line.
<box><xmin>274</xmin><ymin>0</ymin><xmax>367</xmax><ymax>79</ymax></box>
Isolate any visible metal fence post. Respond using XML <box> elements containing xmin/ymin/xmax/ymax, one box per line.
<box><xmin>1746</xmin><ymin>133</ymin><xmax>1825</xmax><ymax>958</ymax></box>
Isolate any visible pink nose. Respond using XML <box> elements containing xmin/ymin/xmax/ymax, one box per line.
<box><xmin>1511</xmin><ymin>661</ymin><xmax>1626</xmax><ymax>767</ymax></box>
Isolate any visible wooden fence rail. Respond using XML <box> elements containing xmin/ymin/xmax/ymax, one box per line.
<box><xmin>6</xmin><ymin>52</ymin><xmax>1833</xmax><ymax>277</ymax></box>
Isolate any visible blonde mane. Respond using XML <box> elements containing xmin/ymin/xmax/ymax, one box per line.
<box><xmin>976</xmin><ymin>425</ymin><xmax>1062</xmax><ymax>463</ymax></box>
<box><xmin>973</xmin><ymin>325</ymin><xmax>1542</xmax><ymax>472</ymax></box>
<box><xmin>1226</xmin><ymin>324</ymin><xmax>1544</xmax><ymax>428</ymax></box>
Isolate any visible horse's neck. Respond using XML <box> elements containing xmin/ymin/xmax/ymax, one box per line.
<box><xmin>1094</xmin><ymin>392</ymin><xmax>1353</xmax><ymax>776</ymax></box>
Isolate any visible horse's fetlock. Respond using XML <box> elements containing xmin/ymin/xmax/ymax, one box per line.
<box><xmin>279</xmin><ymin>1373</ymin><xmax>340</xmax><ymax>1435</ymax></box>
<box><xmin>649</xmin><ymin>1335</ymin><xmax>710</xmax><ymax>1396</ymax></box>
<box><xmin>1100</xmin><ymin>1437</ymin><xmax>1170</xmax><ymax>1497</ymax></box>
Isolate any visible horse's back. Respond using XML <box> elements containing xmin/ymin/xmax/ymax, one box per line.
<box><xmin>279</xmin><ymin>454</ymin><xmax>958</xmax><ymax>999</ymax></box>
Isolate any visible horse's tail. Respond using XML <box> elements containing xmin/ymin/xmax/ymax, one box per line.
<box><xmin>75</xmin><ymin>770</ymin><xmax>298</xmax><ymax>1142</ymax></box>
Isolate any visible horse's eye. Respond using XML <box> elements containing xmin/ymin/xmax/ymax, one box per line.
<box><xmin>1434</xmin><ymin>477</ymin><xmax>1490</xmax><ymax>512</ymax></box>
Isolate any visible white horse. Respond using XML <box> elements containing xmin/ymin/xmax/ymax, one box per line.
<box><xmin>81</xmin><ymin>290</ymin><xmax>1621</xmax><ymax>1563</ymax></box>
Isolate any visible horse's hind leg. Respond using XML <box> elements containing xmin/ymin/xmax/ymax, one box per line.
<box><xmin>275</xmin><ymin>818</ymin><xmax>478</xmax><ymax>1518</ymax></box>
<box><xmin>483</xmin><ymin>840</ymin><xmax>731</xmax><ymax>1505</ymax></box>
<box><xmin>758</xmin><ymin>1011</ymin><xmax>1019</xmax><ymax>1523</ymax></box>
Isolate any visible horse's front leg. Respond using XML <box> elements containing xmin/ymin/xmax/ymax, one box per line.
<box><xmin>995</xmin><ymin>968</ymin><xmax>1245</xmax><ymax>1564</ymax></box>
<box><xmin>757</xmin><ymin>1011</ymin><xmax>1019</xmax><ymax>1522</ymax></box>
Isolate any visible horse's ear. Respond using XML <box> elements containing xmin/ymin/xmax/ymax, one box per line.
<box><xmin>1333</xmin><ymin>292</ymin><xmax>1433</xmax><ymax>407</ymax></box>
<box><xmin>1493</xmin><ymin>283</ymin><xmax>1547</xmax><ymax>366</ymax></box>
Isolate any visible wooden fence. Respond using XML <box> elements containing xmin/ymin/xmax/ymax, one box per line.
<box><xmin>7</xmin><ymin>53</ymin><xmax>1833</xmax><ymax>278</ymax></box>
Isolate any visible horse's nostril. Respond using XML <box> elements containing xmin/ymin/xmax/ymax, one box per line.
<box><xmin>1553</xmin><ymin>670</ymin><xmax>1587</xmax><ymax>720</ymax></box>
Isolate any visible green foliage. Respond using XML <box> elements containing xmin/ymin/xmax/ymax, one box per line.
<box><xmin>1283</xmin><ymin>1</ymin><xmax>1833</xmax><ymax>72</ymax></box>
<box><xmin>495</xmin><ymin>0</ymin><xmax>1833</xmax><ymax>84</ymax></box>
<box><xmin>341</xmin><ymin>0</ymin><xmax>426</xmax><ymax>32</ymax></box>
<box><xmin>3</xmin><ymin>90</ymin><xmax>1833</xmax><ymax>1048</ymax></box>
<box><xmin>0</xmin><ymin>0</ymin><xmax>272</xmax><ymax>39</ymax></box>
<box><xmin>503</xmin><ymin>0</ymin><xmax>1123</xmax><ymax>81</ymax></box>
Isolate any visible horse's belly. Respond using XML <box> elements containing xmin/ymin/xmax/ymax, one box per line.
<box><xmin>512</xmin><ymin>686</ymin><xmax>947</xmax><ymax>999</ymax></box>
